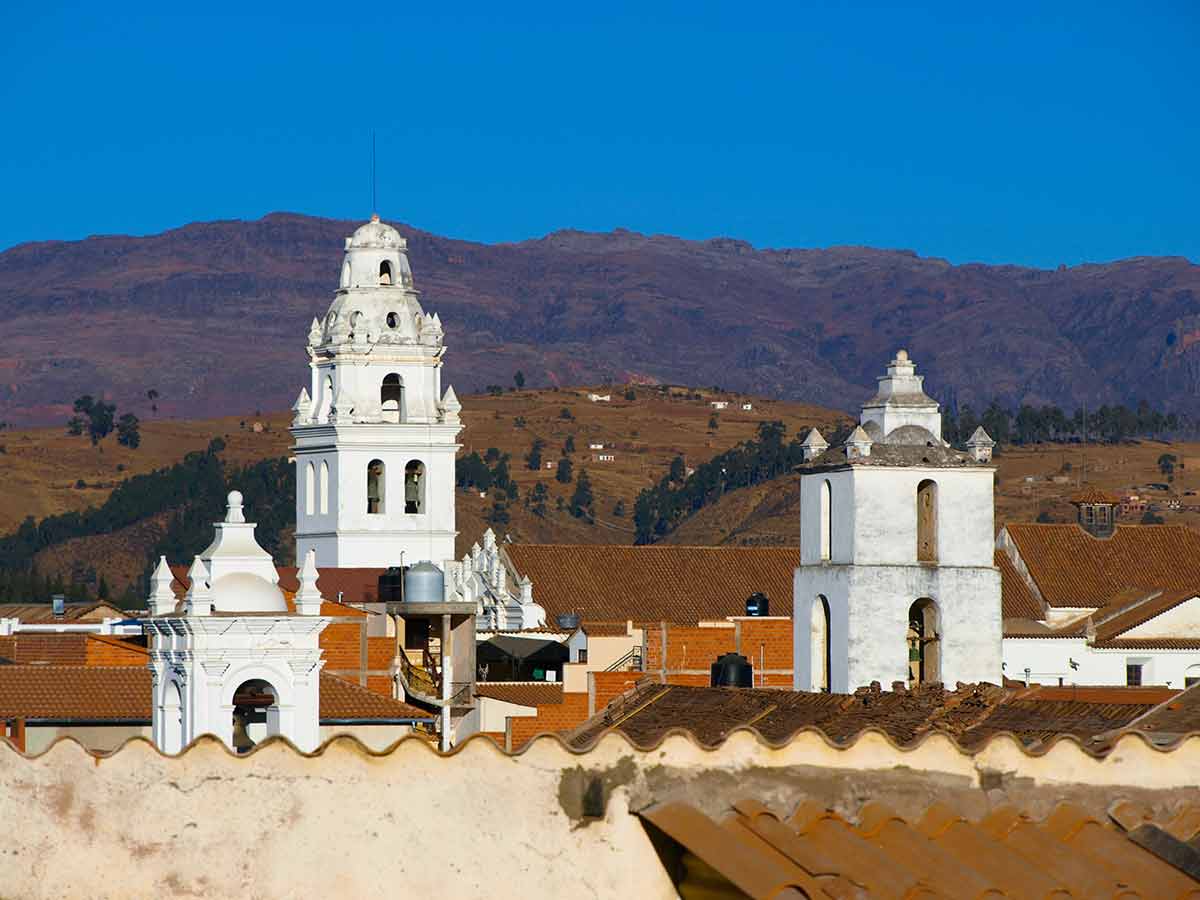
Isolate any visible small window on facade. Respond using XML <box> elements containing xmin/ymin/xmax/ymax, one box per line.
<box><xmin>578</xmin><ymin>649</ymin><xmax>588</xmax><ymax>664</ymax></box>
<box><xmin>1126</xmin><ymin>663</ymin><xmax>1143</xmax><ymax>686</ymax></box>
<box><xmin>1097</xmin><ymin>505</ymin><xmax>1109</xmax><ymax>524</ymax></box>
<box><xmin>367</xmin><ymin>459</ymin><xmax>386</xmax><ymax>514</ymax></box>
<box><xmin>1083</xmin><ymin>505</ymin><xmax>1095</xmax><ymax>525</ymax></box>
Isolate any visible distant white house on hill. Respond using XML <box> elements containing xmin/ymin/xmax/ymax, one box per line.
<box><xmin>587</xmin><ymin>393</ymin><xmax>610</xmax><ymax>402</ymax></box>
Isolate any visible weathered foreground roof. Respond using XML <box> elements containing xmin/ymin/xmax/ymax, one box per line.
<box><xmin>567</xmin><ymin>681</ymin><xmax>1186</xmax><ymax>752</ymax></box>
<box><xmin>641</xmin><ymin>796</ymin><xmax>1200</xmax><ymax>898</ymax></box>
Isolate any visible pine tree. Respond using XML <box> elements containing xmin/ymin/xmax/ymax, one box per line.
<box><xmin>555</xmin><ymin>457</ymin><xmax>573</xmax><ymax>484</ymax></box>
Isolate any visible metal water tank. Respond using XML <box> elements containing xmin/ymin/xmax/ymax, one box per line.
<box><xmin>745</xmin><ymin>592</ymin><xmax>769</xmax><ymax>617</ymax></box>
<box><xmin>404</xmin><ymin>561</ymin><xmax>444</xmax><ymax>603</ymax></box>
<box><xmin>710</xmin><ymin>652</ymin><xmax>753</xmax><ymax>688</ymax></box>
<box><xmin>556</xmin><ymin>612</ymin><xmax>581</xmax><ymax>631</ymax></box>
<box><xmin>378</xmin><ymin>567</ymin><xmax>405</xmax><ymax>603</ymax></box>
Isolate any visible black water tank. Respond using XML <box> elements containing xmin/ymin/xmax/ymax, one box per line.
<box><xmin>710</xmin><ymin>652</ymin><xmax>753</xmax><ymax>688</ymax></box>
<box><xmin>745</xmin><ymin>592</ymin><xmax>769</xmax><ymax>617</ymax></box>
<box><xmin>378</xmin><ymin>566</ymin><xmax>405</xmax><ymax>603</ymax></box>
<box><xmin>556</xmin><ymin>612</ymin><xmax>582</xmax><ymax>631</ymax></box>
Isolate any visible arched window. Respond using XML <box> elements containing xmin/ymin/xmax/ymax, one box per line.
<box><xmin>819</xmin><ymin>479</ymin><xmax>832</xmax><ymax>561</ymax></box>
<box><xmin>319</xmin><ymin>461</ymin><xmax>329</xmax><ymax>515</ymax></box>
<box><xmin>917</xmin><ymin>479</ymin><xmax>937</xmax><ymax>563</ymax></box>
<box><xmin>908</xmin><ymin>598</ymin><xmax>941</xmax><ymax>685</ymax></box>
<box><xmin>340</xmin><ymin>260</ymin><xmax>351</xmax><ymax>288</ymax></box>
<box><xmin>381</xmin><ymin>374</ymin><xmax>403</xmax><ymax>423</ymax></box>
<box><xmin>305</xmin><ymin>462</ymin><xmax>315</xmax><ymax>516</ymax></box>
<box><xmin>405</xmin><ymin>460</ymin><xmax>426</xmax><ymax>514</ymax></box>
<box><xmin>230</xmin><ymin>679</ymin><xmax>279</xmax><ymax>755</ymax></box>
<box><xmin>379</xmin><ymin>260</ymin><xmax>393</xmax><ymax>285</ymax></box>
<box><xmin>811</xmin><ymin>595</ymin><xmax>831</xmax><ymax>692</ymax></box>
<box><xmin>367</xmin><ymin>459</ymin><xmax>386</xmax><ymax>514</ymax></box>
<box><xmin>1186</xmin><ymin>664</ymin><xmax>1200</xmax><ymax>688</ymax></box>
<box><xmin>161</xmin><ymin>680</ymin><xmax>184</xmax><ymax>754</ymax></box>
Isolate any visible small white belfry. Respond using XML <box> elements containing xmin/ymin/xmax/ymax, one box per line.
<box><xmin>146</xmin><ymin>492</ymin><xmax>331</xmax><ymax>753</ymax></box>
<box><xmin>793</xmin><ymin>350</ymin><xmax>1001</xmax><ymax>693</ymax></box>
<box><xmin>291</xmin><ymin>215</ymin><xmax>462</xmax><ymax>569</ymax></box>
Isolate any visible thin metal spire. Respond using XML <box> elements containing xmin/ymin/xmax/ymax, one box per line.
<box><xmin>371</xmin><ymin>131</ymin><xmax>377</xmax><ymax>215</ymax></box>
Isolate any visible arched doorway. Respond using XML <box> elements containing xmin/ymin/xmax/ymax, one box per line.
<box><xmin>230</xmin><ymin>678</ymin><xmax>279</xmax><ymax>754</ymax></box>
<box><xmin>908</xmin><ymin>598</ymin><xmax>940</xmax><ymax>685</ymax></box>
<box><xmin>811</xmin><ymin>595</ymin><xmax>831</xmax><ymax>692</ymax></box>
<box><xmin>381</xmin><ymin>374</ymin><xmax>403</xmax><ymax>423</ymax></box>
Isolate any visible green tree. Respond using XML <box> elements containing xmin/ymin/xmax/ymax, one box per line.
<box><xmin>707</xmin><ymin>413</ymin><xmax>719</xmax><ymax>432</ymax></box>
<box><xmin>147</xmin><ymin>388</ymin><xmax>159</xmax><ymax>413</ymax></box>
<box><xmin>560</xmin><ymin>407</ymin><xmax>574</xmax><ymax>420</ymax></box>
<box><xmin>525</xmin><ymin>438</ymin><xmax>545</xmax><ymax>471</ymax></box>
<box><xmin>624</xmin><ymin>389</ymin><xmax>636</xmax><ymax>401</ymax></box>
<box><xmin>571</xmin><ymin>469</ymin><xmax>595</xmax><ymax>520</ymax></box>
<box><xmin>612</xmin><ymin>499</ymin><xmax>626</xmax><ymax>517</ymax></box>
<box><xmin>556</xmin><ymin>457</ymin><xmax>573</xmax><ymax>484</ymax></box>
<box><xmin>67</xmin><ymin>416</ymin><xmax>84</xmax><ymax>436</ymax></box>
<box><xmin>514</xmin><ymin>370</ymin><xmax>525</xmax><ymax>389</ymax></box>
<box><xmin>530</xmin><ymin>482</ymin><xmax>549</xmax><ymax>518</ymax></box>
<box><xmin>669</xmin><ymin>455</ymin><xmax>686</xmax><ymax>483</ymax></box>
<box><xmin>564</xmin><ymin>434</ymin><xmax>575</xmax><ymax>454</ymax></box>
<box><xmin>1158</xmin><ymin>453</ymin><xmax>1178</xmax><ymax>477</ymax></box>
<box><xmin>116</xmin><ymin>413</ymin><xmax>141</xmax><ymax>449</ymax></box>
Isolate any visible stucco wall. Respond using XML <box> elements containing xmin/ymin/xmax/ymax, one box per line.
<box><xmin>2</xmin><ymin>730</ymin><xmax>1200</xmax><ymax>899</ymax></box>
<box><xmin>1004</xmin><ymin>637</ymin><xmax>1200</xmax><ymax>688</ymax></box>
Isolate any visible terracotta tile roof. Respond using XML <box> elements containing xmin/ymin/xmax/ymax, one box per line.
<box><xmin>0</xmin><ymin>602</ymin><xmax>127</xmax><ymax>622</ymax></box>
<box><xmin>1094</xmin><ymin>637</ymin><xmax>1200</xmax><ymax>650</ymax></box>
<box><xmin>0</xmin><ymin>633</ymin><xmax>89</xmax><ymax>665</ymax></box>
<box><xmin>995</xmin><ymin>551</ymin><xmax>1043</xmax><ymax>619</ymax></box>
<box><xmin>1120</xmin><ymin>683</ymin><xmax>1200</xmax><ymax>742</ymax></box>
<box><xmin>318</xmin><ymin>673</ymin><xmax>432</xmax><ymax>721</ymax></box>
<box><xmin>0</xmin><ymin>666</ymin><xmax>152</xmax><ymax>720</ymax></box>
<box><xmin>1004</xmin><ymin>523</ymin><xmax>1200</xmax><ymax>608</ymax></box>
<box><xmin>0</xmin><ymin>665</ymin><xmax>430</xmax><ymax>723</ymax></box>
<box><xmin>1069</xmin><ymin>487</ymin><xmax>1122</xmax><ymax>504</ymax></box>
<box><xmin>640</xmin><ymin>796</ymin><xmax>1200</xmax><ymax>898</ymax></box>
<box><xmin>568</xmin><ymin>681</ymin><xmax>1172</xmax><ymax>752</ymax></box>
<box><xmin>1092</xmin><ymin>587</ymin><xmax>1198</xmax><ymax>642</ymax></box>
<box><xmin>503</xmin><ymin>544</ymin><xmax>797</xmax><ymax>625</ymax></box>
<box><xmin>474</xmin><ymin>682</ymin><xmax>564</xmax><ymax>707</ymax></box>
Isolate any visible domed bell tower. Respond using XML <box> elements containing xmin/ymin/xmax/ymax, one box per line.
<box><xmin>291</xmin><ymin>216</ymin><xmax>462</xmax><ymax>569</ymax></box>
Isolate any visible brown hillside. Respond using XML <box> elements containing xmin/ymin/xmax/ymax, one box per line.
<box><xmin>2</xmin><ymin>386</ymin><xmax>844</xmax><ymax>592</ymax></box>
<box><xmin>3</xmin><ymin>213</ymin><xmax>1200</xmax><ymax>428</ymax></box>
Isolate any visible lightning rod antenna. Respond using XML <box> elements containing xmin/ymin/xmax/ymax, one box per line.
<box><xmin>371</xmin><ymin>131</ymin><xmax>377</xmax><ymax>216</ymax></box>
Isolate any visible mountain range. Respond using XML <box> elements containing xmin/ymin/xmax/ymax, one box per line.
<box><xmin>2</xmin><ymin>212</ymin><xmax>1199</xmax><ymax>426</ymax></box>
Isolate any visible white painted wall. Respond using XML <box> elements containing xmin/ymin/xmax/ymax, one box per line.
<box><xmin>1125</xmin><ymin>597</ymin><xmax>1200</xmax><ymax>637</ymax></box>
<box><xmin>1003</xmin><ymin>637</ymin><xmax>1200</xmax><ymax>688</ymax></box>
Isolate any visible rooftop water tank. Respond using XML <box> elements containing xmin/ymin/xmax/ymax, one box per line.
<box><xmin>556</xmin><ymin>612</ymin><xmax>581</xmax><ymax>631</ymax></box>
<box><xmin>404</xmin><ymin>561</ymin><xmax>444</xmax><ymax>603</ymax></box>
<box><xmin>378</xmin><ymin>567</ymin><xmax>405</xmax><ymax>603</ymax></box>
<box><xmin>745</xmin><ymin>592</ymin><xmax>769</xmax><ymax>617</ymax></box>
<box><xmin>710</xmin><ymin>652</ymin><xmax>753</xmax><ymax>688</ymax></box>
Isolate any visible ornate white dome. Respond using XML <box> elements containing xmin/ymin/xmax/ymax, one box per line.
<box><xmin>347</xmin><ymin>214</ymin><xmax>404</xmax><ymax>250</ymax></box>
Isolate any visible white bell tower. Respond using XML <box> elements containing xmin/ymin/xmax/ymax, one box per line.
<box><xmin>792</xmin><ymin>351</ymin><xmax>1001</xmax><ymax>694</ymax></box>
<box><xmin>291</xmin><ymin>215</ymin><xmax>462</xmax><ymax>569</ymax></box>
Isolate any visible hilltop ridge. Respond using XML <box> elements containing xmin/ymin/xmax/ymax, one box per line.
<box><xmin>3</xmin><ymin>212</ymin><xmax>1200</xmax><ymax>427</ymax></box>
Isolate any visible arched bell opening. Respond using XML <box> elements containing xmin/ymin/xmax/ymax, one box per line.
<box><xmin>811</xmin><ymin>595</ymin><xmax>831</xmax><ymax>692</ymax></box>
<box><xmin>230</xmin><ymin>678</ymin><xmax>279</xmax><ymax>755</ymax></box>
<box><xmin>367</xmin><ymin>459</ymin><xmax>386</xmax><ymax>515</ymax></box>
<box><xmin>405</xmin><ymin>460</ymin><xmax>426</xmax><ymax>514</ymax></box>
<box><xmin>907</xmin><ymin>598</ymin><xmax>941</xmax><ymax>685</ymax></box>
<box><xmin>381</xmin><ymin>374</ymin><xmax>403</xmax><ymax>423</ymax></box>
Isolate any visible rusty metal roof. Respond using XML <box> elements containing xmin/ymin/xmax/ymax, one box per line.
<box><xmin>640</xmin><ymin>796</ymin><xmax>1200</xmax><ymax>897</ymax></box>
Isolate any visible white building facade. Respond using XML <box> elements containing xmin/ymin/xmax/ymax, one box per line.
<box><xmin>146</xmin><ymin>492</ymin><xmax>330</xmax><ymax>753</ymax></box>
<box><xmin>793</xmin><ymin>351</ymin><xmax>1002</xmax><ymax>693</ymax></box>
<box><xmin>291</xmin><ymin>216</ymin><xmax>462</xmax><ymax>569</ymax></box>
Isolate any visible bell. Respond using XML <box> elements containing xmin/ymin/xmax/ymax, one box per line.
<box><xmin>231</xmin><ymin>706</ymin><xmax>255</xmax><ymax>754</ymax></box>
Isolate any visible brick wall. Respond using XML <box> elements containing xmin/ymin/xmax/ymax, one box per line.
<box><xmin>591</xmin><ymin>671</ymin><xmax>641</xmax><ymax>713</ymax></box>
<box><xmin>643</xmin><ymin>618</ymin><xmax>793</xmax><ymax>687</ymax></box>
<box><xmin>508</xmin><ymin>692</ymin><xmax>590</xmax><ymax>750</ymax></box>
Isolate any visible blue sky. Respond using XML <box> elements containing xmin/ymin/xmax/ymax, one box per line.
<box><xmin>1</xmin><ymin>2</ymin><xmax>1196</xmax><ymax>266</ymax></box>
